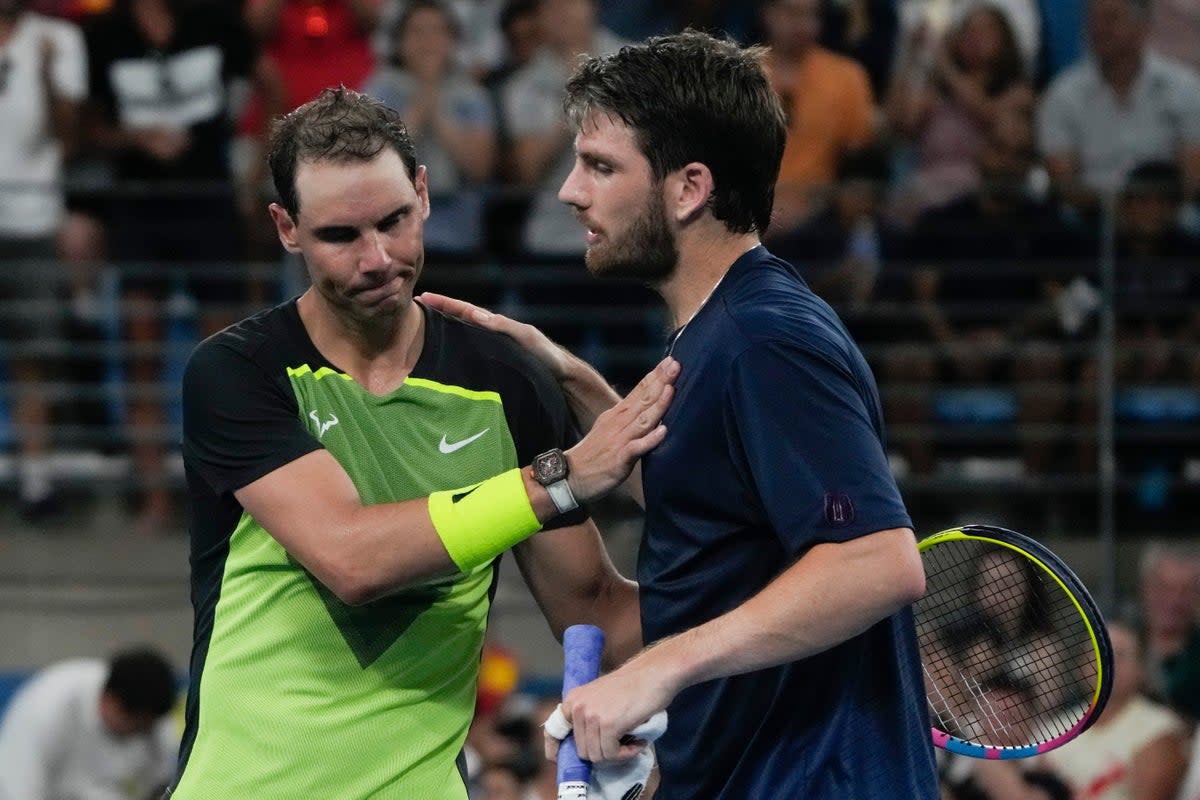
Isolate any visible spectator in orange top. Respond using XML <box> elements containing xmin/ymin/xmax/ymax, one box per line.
<box><xmin>760</xmin><ymin>0</ymin><xmax>876</xmax><ymax>233</ymax></box>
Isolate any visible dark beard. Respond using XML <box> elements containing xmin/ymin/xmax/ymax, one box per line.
<box><xmin>584</xmin><ymin>190</ymin><xmax>678</xmax><ymax>283</ymax></box>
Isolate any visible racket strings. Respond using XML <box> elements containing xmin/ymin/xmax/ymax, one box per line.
<box><xmin>917</xmin><ymin>540</ymin><xmax>1099</xmax><ymax>749</ymax></box>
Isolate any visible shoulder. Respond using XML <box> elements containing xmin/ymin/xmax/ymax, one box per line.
<box><xmin>1043</xmin><ymin>61</ymin><xmax>1096</xmax><ymax>103</ymax></box>
<box><xmin>19</xmin><ymin>660</ymin><xmax>104</xmax><ymax>705</ymax></box>
<box><xmin>26</xmin><ymin>13</ymin><xmax>82</xmax><ymax>40</ymax></box>
<box><xmin>424</xmin><ymin>306</ymin><xmax>561</xmax><ymax>396</ymax></box>
<box><xmin>186</xmin><ymin>303</ymin><xmax>294</xmax><ymax>379</ymax></box>
<box><xmin>813</xmin><ymin>47</ymin><xmax>870</xmax><ymax>82</ymax></box>
<box><xmin>723</xmin><ymin>251</ymin><xmax>856</xmax><ymax>365</ymax></box>
<box><xmin>1147</xmin><ymin>54</ymin><xmax>1200</xmax><ymax>94</ymax></box>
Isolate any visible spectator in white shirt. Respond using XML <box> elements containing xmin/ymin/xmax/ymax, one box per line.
<box><xmin>0</xmin><ymin>648</ymin><xmax>180</xmax><ymax>800</ymax></box>
<box><xmin>0</xmin><ymin>0</ymin><xmax>86</xmax><ymax>519</ymax></box>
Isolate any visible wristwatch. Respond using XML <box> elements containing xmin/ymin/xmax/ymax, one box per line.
<box><xmin>531</xmin><ymin>448</ymin><xmax>579</xmax><ymax>515</ymax></box>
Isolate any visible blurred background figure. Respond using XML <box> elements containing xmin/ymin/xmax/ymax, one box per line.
<box><xmin>1074</xmin><ymin>161</ymin><xmax>1200</xmax><ymax>483</ymax></box>
<box><xmin>1137</xmin><ymin>541</ymin><xmax>1200</xmax><ymax>720</ymax></box>
<box><xmin>82</xmin><ymin>0</ymin><xmax>279</xmax><ymax>533</ymax></box>
<box><xmin>897</xmin><ymin>112</ymin><xmax>1080</xmax><ymax>476</ymax></box>
<box><xmin>0</xmin><ymin>646</ymin><xmax>179</xmax><ymax>800</ymax></box>
<box><xmin>1042</xmin><ymin>619</ymin><xmax>1188</xmax><ymax>800</ymax></box>
<box><xmin>760</xmin><ymin>0</ymin><xmax>877</xmax><ymax>234</ymax></box>
<box><xmin>1037</xmin><ymin>0</ymin><xmax>1200</xmax><ymax>218</ymax></box>
<box><xmin>500</xmin><ymin>0</ymin><xmax>626</xmax><ymax>257</ymax></box>
<box><xmin>0</xmin><ymin>0</ymin><xmax>85</xmax><ymax>518</ymax></box>
<box><xmin>886</xmin><ymin>1</ymin><xmax>1034</xmax><ymax>226</ymax></box>
<box><xmin>366</xmin><ymin>0</ymin><xmax>497</xmax><ymax>255</ymax></box>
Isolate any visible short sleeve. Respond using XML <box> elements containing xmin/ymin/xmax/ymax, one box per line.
<box><xmin>181</xmin><ymin>339</ymin><xmax>322</xmax><ymax>496</ymax></box>
<box><xmin>726</xmin><ymin>341</ymin><xmax>910</xmax><ymax>555</ymax></box>
<box><xmin>50</xmin><ymin>21</ymin><xmax>87</xmax><ymax>101</ymax></box>
<box><xmin>1168</xmin><ymin>67</ymin><xmax>1200</xmax><ymax>142</ymax></box>
<box><xmin>1036</xmin><ymin>76</ymin><xmax>1078</xmax><ymax>157</ymax></box>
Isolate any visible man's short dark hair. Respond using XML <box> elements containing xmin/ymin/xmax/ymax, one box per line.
<box><xmin>104</xmin><ymin>647</ymin><xmax>177</xmax><ymax>718</ymax></box>
<box><xmin>563</xmin><ymin>30</ymin><xmax>787</xmax><ymax>235</ymax></box>
<box><xmin>268</xmin><ymin>86</ymin><xmax>417</xmax><ymax>218</ymax></box>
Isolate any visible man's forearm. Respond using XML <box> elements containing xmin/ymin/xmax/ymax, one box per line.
<box><xmin>560</xmin><ymin>351</ymin><xmax>623</xmax><ymax>431</ymax></box>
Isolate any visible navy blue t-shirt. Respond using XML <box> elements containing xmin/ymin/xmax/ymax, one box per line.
<box><xmin>639</xmin><ymin>246</ymin><xmax>937</xmax><ymax>800</ymax></box>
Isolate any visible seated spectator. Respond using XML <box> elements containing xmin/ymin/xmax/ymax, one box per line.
<box><xmin>1043</xmin><ymin>619</ymin><xmax>1188</xmax><ymax>800</ymax></box>
<box><xmin>366</xmin><ymin>0</ymin><xmax>496</xmax><ymax>254</ymax></box>
<box><xmin>770</xmin><ymin>147</ymin><xmax>900</xmax><ymax>315</ymax></box>
<box><xmin>1075</xmin><ymin>162</ymin><xmax>1200</xmax><ymax>476</ymax></box>
<box><xmin>886</xmin><ymin>1</ymin><xmax>1034</xmax><ymax>225</ymax></box>
<box><xmin>500</xmin><ymin>0</ymin><xmax>627</xmax><ymax>257</ymax></box>
<box><xmin>1137</xmin><ymin>541</ymin><xmax>1200</xmax><ymax>720</ymax></box>
<box><xmin>0</xmin><ymin>647</ymin><xmax>180</xmax><ymax>800</ymax></box>
<box><xmin>898</xmin><ymin>111</ymin><xmax>1085</xmax><ymax>475</ymax></box>
<box><xmin>761</xmin><ymin>0</ymin><xmax>876</xmax><ymax>232</ymax></box>
<box><xmin>1037</xmin><ymin>0</ymin><xmax>1200</xmax><ymax>217</ymax></box>
<box><xmin>0</xmin><ymin>0</ymin><xmax>85</xmax><ymax>517</ymax></box>
<box><xmin>84</xmin><ymin>0</ymin><xmax>279</xmax><ymax>532</ymax></box>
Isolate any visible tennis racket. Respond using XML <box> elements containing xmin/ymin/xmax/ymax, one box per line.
<box><xmin>915</xmin><ymin>525</ymin><xmax>1112</xmax><ymax>759</ymax></box>
<box><xmin>557</xmin><ymin>624</ymin><xmax>605</xmax><ymax>800</ymax></box>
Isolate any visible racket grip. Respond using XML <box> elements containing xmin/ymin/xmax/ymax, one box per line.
<box><xmin>557</xmin><ymin>624</ymin><xmax>605</xmax><ymax>797</ymax></box>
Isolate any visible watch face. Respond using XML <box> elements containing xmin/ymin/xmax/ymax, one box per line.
<box><xmin>535</xmin><ymin>449</ymin><xmax>567</xmax><ymax>483</ymax></box>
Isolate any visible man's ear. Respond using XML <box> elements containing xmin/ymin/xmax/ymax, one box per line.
<box><xmin>667</xmin><ymin>162</ymin><xmax>715</xmax><ymax>224</ymax></box>
<box><xmin>268</xmin><ymin>203</ymin><xmax>302</xmax><ymax>254</ymax></box>
<box><xmin>414</xmin><ymin>164</ymin><xmax>431</xmax><ymax>221</ymax></box>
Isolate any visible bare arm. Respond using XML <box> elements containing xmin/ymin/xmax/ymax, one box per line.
<box><xmin>430</xmin><ymin>104</ymin><xmax>497</xmax><ymax>182</ymax></box>
<box><xmin>1044</xmin><ymin>152</ymin><xmax>1100</xmax><ymax>212</ymax></box>
<box><xmin>511</xmin><ymin>125</ymin><xmax>572</xmax><ymax>185</ymax></box>
<box><xmin>513</xmin><ymin>519</ymin><xmax>641</xmax><ymax>668</ymax></box>
<box><xmin>562</xmin><ymin>527</ymin><xmax>926</xmax><ymax>761</ymax></box>
<box><xmin>1131</xmin><ymin>730</ymin><xmax>1188</xmax><ymax>800</ymax></box>
<box><xmin>233</xmin><ymin>358</ymin><xmax>676</xmax><ymax>605</ymax></box>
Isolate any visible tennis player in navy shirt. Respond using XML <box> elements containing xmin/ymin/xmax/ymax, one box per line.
<box><xmin>423</xmin><ymin>30</ymin><xmax>938</xmax><ymax>800</ymax></box>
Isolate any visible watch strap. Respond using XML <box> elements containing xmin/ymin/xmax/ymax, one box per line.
<box><xmin>544</xmin><ymin>479</ymin><xmax>579</xmax><ymax>515</ymax></box>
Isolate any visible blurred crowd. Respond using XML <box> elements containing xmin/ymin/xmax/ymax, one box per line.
<box><xmin>0</xmin><ymin>0</ymin><xmax>1198</xmax><ymax>533</ymax></box>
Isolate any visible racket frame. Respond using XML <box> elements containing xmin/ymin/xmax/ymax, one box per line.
<box><xmin>917</xmin><ymin>524</ymin><xmax>1112</xmax><ymax>759</ymax></box>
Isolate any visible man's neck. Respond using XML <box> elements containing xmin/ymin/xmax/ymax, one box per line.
<box><xmin>660</xmin><ymin>226</ymin><xmax>761</xmax><ymax>329</ymax></box>
<box><xmin>1100</xmin><ymin>51</ymin><xmax>1144</xmax><ymax>98</ymax></box>
<box><xmin>0</xmin><ymin>12</ymin><xmax>21</xmax><ymax>43</ymax></box>
<box><xmin>297</xmin><ymin>291</ymin><xmax>425</xmax><ymax>388</ymax></box>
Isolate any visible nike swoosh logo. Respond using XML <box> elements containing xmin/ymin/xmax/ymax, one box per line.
<box><xmin>451</xmin><ymin>485</ymin><xmax>481</xmax><ymax>504</ymax></box>
<box><xmin>439</xmin><ymin>428</ymin><xmax>490</xmax><ymax>454</ymax></box>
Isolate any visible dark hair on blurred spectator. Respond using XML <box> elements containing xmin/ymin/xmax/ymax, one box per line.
<box><xmin>563</xmin><ymin>30</ymin><xmax>786</xmax><ymax>235</ymax></box>
<box><xmin>104</xmin><ymin>648</ymin><xmax>176</xmax><ymax>718</ymax></box>
<box><xmin>953</xmin><ymin>6</ymin><xmax>1026</xmax><ymax>96</ymax></box>
<box><xmin>389</xmin><ymin>0</ymin><xmax>460</xmax><ymax>68</ymax></box>
<box><xmin>268</xmin><ymin>87</ymin><xmax>417</xmax><ymax>218</ymax></box>
<box><xmin>1122</xmin><ymin>161</ymin><xmax>1184</xmax><ymax>202</ymax></box>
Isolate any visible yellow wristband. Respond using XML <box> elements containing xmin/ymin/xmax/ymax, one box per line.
<box><xmin>428</xmin><ymin>468</ymin><xmax>543</xmax><ymax>571</ymax></box>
